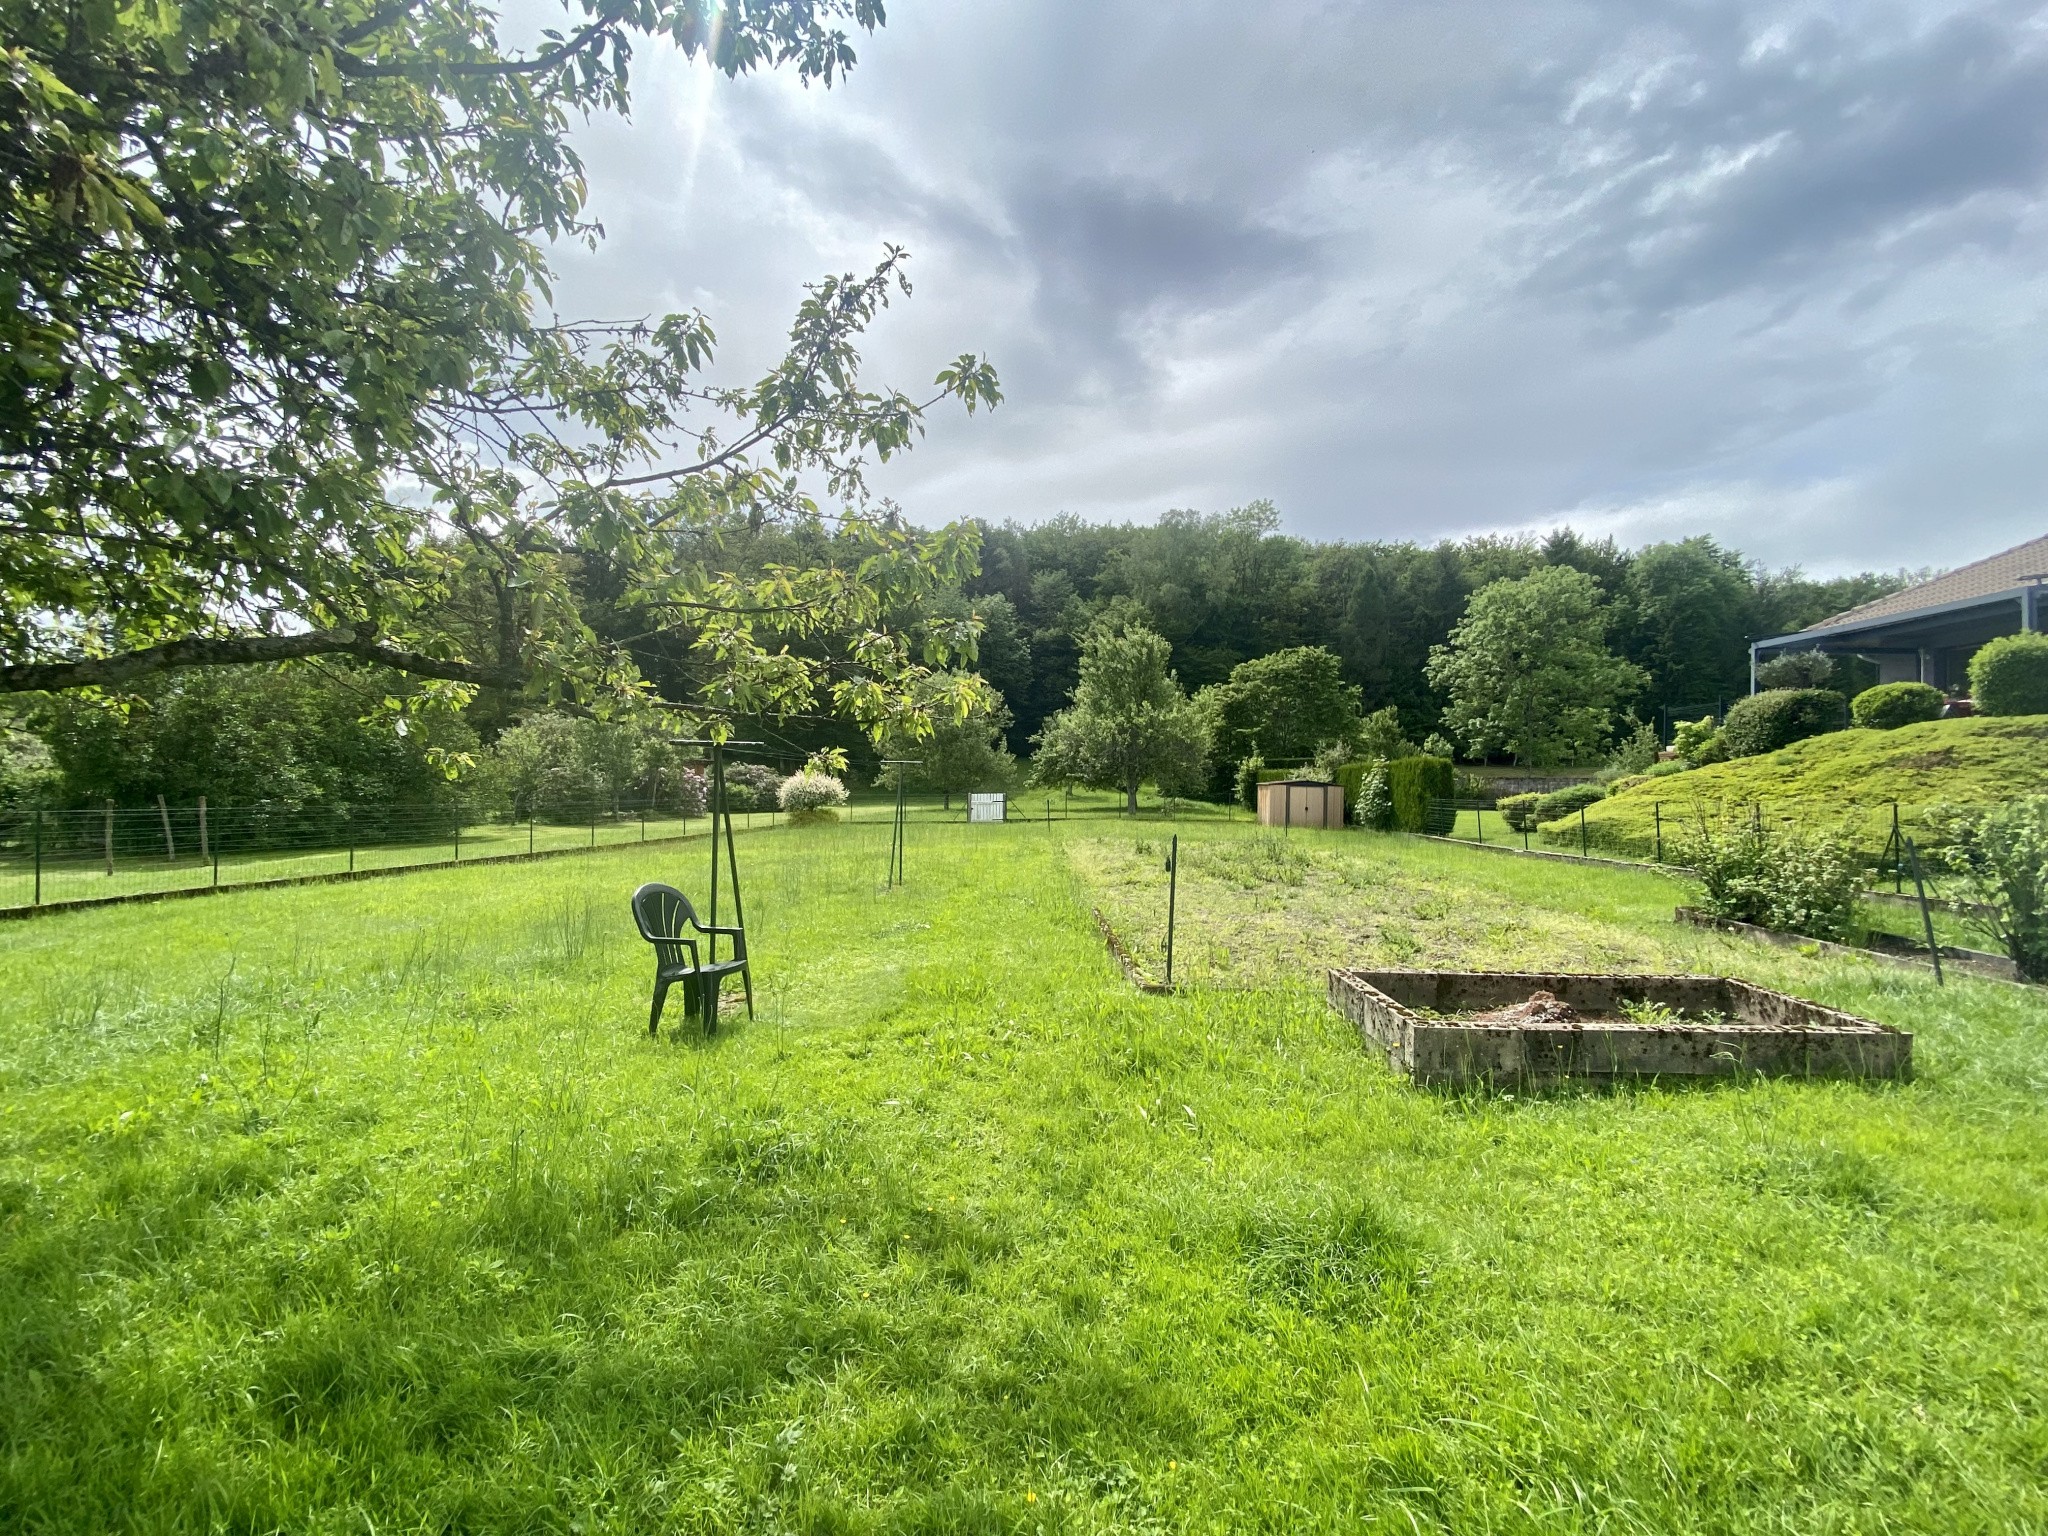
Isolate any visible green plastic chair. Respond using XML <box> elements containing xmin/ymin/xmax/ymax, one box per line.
<box><xmin>630</xmin><ymin>882</ymin><xmax>752</xmax><ymax>1035</ymax></box>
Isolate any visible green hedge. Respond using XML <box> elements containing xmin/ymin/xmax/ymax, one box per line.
<box><xmin>1534</xmin><ymin>782</ymin><xmax>1606</xmax><ymax>823</ymax></box>
<box><xmin>1389</xmin><ymin>755</ymin><xmax>1454</xmax><ymax>833</ymax></box>
<box><xmin>1969</xmin><ymin>633</ymin><xmax>2048</xmax><ymax>716</ymax></box>
<box><xmin>1851</xmin><ymin>681</ymin><xmax>1943</xmax><ymax>730</ymax></box>
<box><xmin>1497</xmin><ymin>791</ymin><xmax>1542</xmax><ymax>831</ymax></box>
<box><xmin>1719</xmin><ymin>688</ymin><xmax>1849</xmax><ymax>757</ymax></box>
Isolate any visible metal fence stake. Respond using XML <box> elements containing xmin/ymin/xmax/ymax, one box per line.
<box><xmin>1164</xmin><ymin>833</ymin><xmax>1179</xmax><ymax>988</ymax></box>
<box><xmin>1579</xmin><ymin>806</ymin><xmax>1588</xmax><ymax>856</ymax></box>
<box><xmin>453</xmin><ymin>824</ymin><xmax>461</xmax><ymax>864</ymax></box>
<box><xmin>1905</xmin><ymin>837</ymin><xmax>1943</xmax><ymax>986</ymax></box>
<box><xmin>33</xmin><ymin>808</ymin><xmax>42</xmax><ymax>906</ymax></box>
<box><xmin>529</xmin><ymin>817</ymin><xmax>535</xmax><ymax>855</ymax></box>
<box><xmin>1653</xmin><ymin>802</ymin><xmax>1663</xmax><ymax>863</ymax></box>
<box><xmin>103</xmin><ymin>799</ymin><xmax>114</xmax><ymax>877</ymax></box>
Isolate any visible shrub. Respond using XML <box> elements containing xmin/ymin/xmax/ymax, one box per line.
<box><xmin>1673</xmin><ymin>815</ymin><xmax>1864</xmax><ymax>941</ymax></box>
<box><xmin>1603</xmin><ymin>722</ymin><xmax>1661</xmax><ymax>778</ymax></box>
<box><xmin>672</xmin><ymin>766</ymin><xmax>710</xmax><ymax>819</ymax></box>
<box><xmin>1497</xmin><ymin>792</ymin><xmax>1542</xmax><ymax>832</ymax></box>
<box><xmin>1645</xmin><ymin>758</ymin><xmax>1690</xmax><ymax>778</ymax></box>
<box><xmin>1234</xmin><ymin>754</ymin><xmax>1265</xmax><ymax>810</ymax></box>
<box><xmin>722</xmin><ymin>761</ymin><xmax>783</xmax><ymax>811</ymax></box>
<box><xmin>1968</xmin><ymin>633</ymin><xmax>2048</xmax><ymax>716</ymax></box>
<box><xmin>1350</xmin><ymin>759</ymin><xmax>1393</xmax><ymax>830</ymax></box>
<box><xmin>1926</xmin><ymin>797</ymin><xmax>2048</xmax><ymax>980</ymax></box>
<box><xmin>1756</xmin><ymin>649</ymin><xmax>1835</xmax><ymax>690</ymax></box>
<box><xmin>776</xmin><ymin>770</ymin><xmax>847</xmax><ymax>818</ymax></box>
<box><xmin>1534</xmin><ymin>782</ymin><xmax>1605</xmax><ymax>824</ymax></box>
<box><xmin>1670</xmin><ymin>716</ymin><xmax>1719</xmax><ymax>763</ymax></box>
<box><xmin>1718</xmin><ymin>689</ymin><xmax>1849</xmax><ymax>758</ymax></box>
<box><xmin>1388</xmin><ymin>754</ymin><xmax>1454</xmax><ymax>833</ymax></box>
<box><xmin>1851</xmin><ymin>681</ymin><xmax>1943</xmax><ymax>731</ymax></box>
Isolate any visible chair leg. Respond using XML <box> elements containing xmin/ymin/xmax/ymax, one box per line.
<box><xmin>649</xmin><ymin>978</ymin><xmax>670</xmax><ymax>1037</ymax></box>
<box><xmin>741</xmin><ymin>964</ymin><xmax>754</xmax><ymax>1020</ymax></box>
<box><xmin>702</xmin><ymin>972</ymin><xmax>719</xmax><ymax>1035</ymax></box>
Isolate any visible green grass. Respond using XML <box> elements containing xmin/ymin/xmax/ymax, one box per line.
<box><xmin>4</xmin><ymin>819</ymin><xmax>2048</xmax><ymax>1531</ymax></box>
<box><xmin>1543</xmin><ymin>716</ymin><xmax>2048</xmax><ymax>857</ymax></box>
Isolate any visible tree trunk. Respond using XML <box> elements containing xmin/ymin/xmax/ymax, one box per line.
<box><xmin>1125</xmin><ymin>780</ymin><xmax>1140</xmax><ymax>814</ymax></box>
<box><xmin>157</xmin><ymin>794</ymin><xmax>176</xmax><ymax>861</ymax></box>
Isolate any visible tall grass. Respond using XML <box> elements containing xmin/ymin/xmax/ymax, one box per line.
<box><xmin>1</xmin><ymin>818</ymin><xmax>2045</xmax><ymax>1531</ymax></box>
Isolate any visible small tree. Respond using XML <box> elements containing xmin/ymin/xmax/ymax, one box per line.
<box><xmin>1426</xmin><ymin>567</ymin><xmax>1647</xmax><ymax>768</ymax></box>
<box><xmin>880</xmin><ymin>697</ymin><xmax>1019</xmax><ymax>809</ymax></box>
<box><xmin>1354</xmin><ymin>706</ymin><xmax>1415</xmax><ymax>762</ymax></box>
<box><xmin>1196</xmin><ymin>647</ymin><xmax>1362</xmax><ymax>791</ymax></box>
<box><xmin>1033</xmin><ymin>620</ymin><xmax>1210</xmax><ymax>813</ymax></box>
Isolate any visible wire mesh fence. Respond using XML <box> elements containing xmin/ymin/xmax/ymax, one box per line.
<box><xmin>0</xmin><ymin>786</ymin><xmax>1247</xmax><ymax>914</ymax></box>
<box><xmin>1423</xmin><ymin>792</ymin><xmax>1979</xmax><ymax>900</ymax></box>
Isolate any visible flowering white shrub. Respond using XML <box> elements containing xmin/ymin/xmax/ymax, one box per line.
<box><xmin>777</xmin><ymin>769</ymin><xmax>848</xmax><ymax>816</ymax></box>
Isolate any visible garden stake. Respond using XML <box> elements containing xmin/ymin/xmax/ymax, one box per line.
<box><xmin>1892</xmin><ymin>802</ymin><xmax>1903</xmax><ymax>892</ymax></box>
<box><xmin>1905</xmin><ymin>837</ymin><xmax>1943</xmax><ymax>986</ymax></box>
<box><xmin>1164</xmin><ymin>834</ymin><xmax>1178</xmax><ymax>988</ymax></box>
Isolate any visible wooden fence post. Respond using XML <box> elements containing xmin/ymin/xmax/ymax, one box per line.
<box><xmin>157</xmin><ymin>793</ymin><xmax>176</xmax><ymax>862</ymax></box>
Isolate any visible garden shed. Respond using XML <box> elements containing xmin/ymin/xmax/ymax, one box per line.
<box><xmin>1257</xmin><ymin>779</ymin><xmax>1345</xmax><ymax>829</ymax></box>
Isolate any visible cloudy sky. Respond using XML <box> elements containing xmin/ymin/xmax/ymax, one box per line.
<box><xmin>542</xmin><ymin>0</ymin><xmax>2048</xmax><ymax>573</ymax></box>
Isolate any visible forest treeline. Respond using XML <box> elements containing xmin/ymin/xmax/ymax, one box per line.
<box><xmin>3</xmin><ymin>504</ymin><xmax>1912</xmax><ymax>812</ymax></box>
<box><xmin>959</xmin><ymin>504</ymin><xmax>1905</xmax><ymax>750</ymax></box>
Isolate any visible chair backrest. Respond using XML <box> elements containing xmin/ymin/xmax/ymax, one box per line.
<box><xmin>631</xmin><ymin>883</ymin><xmax>700</xmax><ymax>967</ymax></box>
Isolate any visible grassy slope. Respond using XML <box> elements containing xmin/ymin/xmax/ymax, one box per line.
<box><xmin>1541</xmin><ymin>715</ymin><xmax>2048</xmax><ymax>856</ymax></box>
<box><xmin>1</xmin><ymin>822</ymin><xmax>2046</xmax><ymax>1531</ymax></box>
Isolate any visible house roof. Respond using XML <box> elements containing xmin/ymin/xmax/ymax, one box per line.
<box><xmin>1803</xmin><ymin>532</ymin><xmax>2048</xmax><ymax>633</ymax></box>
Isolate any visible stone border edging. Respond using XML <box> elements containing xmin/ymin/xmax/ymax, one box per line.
<box><xmin>1673</xmin><ymin>906</ymin><xmax>2020</xmax><ymax>983</ymax></box>
<box><xmin>1092</xmin><ymin>907</ymin><xmax>1173</xmax><ymax>994</ymax></box>
<box><xmin>0</xmin><ymin>832</ymin><xmax>702</xmax><ymax>922</ymax></box>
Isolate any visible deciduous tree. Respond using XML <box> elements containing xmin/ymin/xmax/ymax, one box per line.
<box><xmin>1426</xmin><ymin>567</ymin><xmax>1646</xmax><ymax>767</ymax></box>
<box><xmin>1</xmin><ymin>0</ymin><xmax>1000</xmax><ymax>748</ymax></box>
<box><xmin>1032</xmin><ymin>619</ymin><xmax>1209</xmax><ymax>813</ymax></box>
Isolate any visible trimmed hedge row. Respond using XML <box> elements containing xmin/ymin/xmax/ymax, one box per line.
<box><xmin>1390</xmin><ymin>755</ymin><xmax>1455</xmax><ymax>834</ymax></box>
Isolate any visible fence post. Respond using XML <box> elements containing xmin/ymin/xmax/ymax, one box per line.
<box><xmin>529</xmin><ymin>817</ymin><xmax>535</xmax><ymax>855</ymax></box>
<box><xmin>198</xmin><ymin>796</ymin><xmax>209</xmax><ymax>865</ymax></box>
<box><xmin>157</xmin><ymin>793</ymin><xmax>176</xmax><ymax>862</ymax></box>
<box><xmin>453</xmin><ymin>823</ymin><xmax>461</xmax><ymax>864</ymax></box>
<box><xmin>1475</xmin><ymin>806</ymin><xmax>1484</xmax><ymax>844</ymax></box>
<box><xmin>589</xmin><ymin>814</ymin><xmax>595</xmax><ymax>849</ymax></box>
<box><xmin>33</xmin><ymin>808</ymin><xmax>42</xmax><ymax>906</ymax></box>
<box><xmin>1892</xmin><ymin>802</ymin><xmax>1903</xmax><ymax>893</ymax></box>
<box><xmin>103</xmin><ymin>799</ymin><xmax>114</xmax><ymax>877</ymax></box>
<box><xmin>1164</xmin><ymin>834</ymin><xmax>1178</xmax><ymax>988</ymax></box>
<box><xmin>1579</xmin><ymin>806</ymin><xmax>1588</xmax><ymax>856</ymax></box>
<box><xmin>641</xmin><ymin>807</ymin><xmax>646</xmax><ymax>843</ymax></box>
<box><xmin>1653</xmin><ymin>802</ymin><xmax>1663</xmax><ymax>863</ymax></box>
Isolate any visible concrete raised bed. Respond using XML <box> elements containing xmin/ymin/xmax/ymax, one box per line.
<box><xmin>1328</xmin><ymin>968</ymin><xmax>1911</xmax><ymax>1088</ymax></box>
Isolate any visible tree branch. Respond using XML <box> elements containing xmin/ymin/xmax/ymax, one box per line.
<box><xmin>0</xmin><ymin>627</ymin><xmax>522</xmax><ymax>694</ymax></box>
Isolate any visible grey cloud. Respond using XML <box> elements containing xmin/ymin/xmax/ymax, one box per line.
<box><xmin>542</xmin><ymin>0</ymin><xmax>2048</xmax><ymax>574</ymax></box>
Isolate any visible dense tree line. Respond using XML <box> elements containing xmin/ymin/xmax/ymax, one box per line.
<box><xmin>964</xmin><ymin>504</ymin><xmax>1907</xmax><ymax>753</ymax></box>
